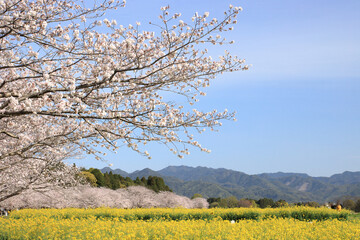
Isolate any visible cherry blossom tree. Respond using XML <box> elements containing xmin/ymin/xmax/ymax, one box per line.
<box><xmin>0</xmin><ymin>0</ymin><xmax>247</xmax><ymax>202</ymax></box>
<box><xmin>0</xmin><ymin>186</ymin><xmax>209</xmax><ymax>209</ymax></box>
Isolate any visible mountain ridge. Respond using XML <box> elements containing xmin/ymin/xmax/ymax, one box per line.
<box><xmin>100</xmin><ymin>166</ymin><xmax>360</xmax><ymax>203</ymax></box>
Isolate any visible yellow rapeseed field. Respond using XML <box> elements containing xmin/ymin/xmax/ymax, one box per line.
<box><xmin>1</xmin><ymin>207</ymin><xmax>359</xmax><ymax>239</ymax></box>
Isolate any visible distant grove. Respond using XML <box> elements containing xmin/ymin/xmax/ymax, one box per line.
<box><xmin>80</xmin><ymin>168</ymin><xmax>172</xmax><ymax>192</ymax></box>
<box><xmin>206</xmin><ymin>196</ymin><xmax>360</xmax><ymax>212</ymax></box>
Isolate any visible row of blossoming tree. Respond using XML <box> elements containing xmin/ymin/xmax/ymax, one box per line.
<box><xmin>0</xmin><ymin>0</ymin><xmax>247</xmax><ymax>202</ymax></box>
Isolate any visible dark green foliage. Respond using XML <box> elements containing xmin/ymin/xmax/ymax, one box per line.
<box><xmin>84</xmin><ymin>168</ymin><xmax>172</xmax><ymax>192</ymax></box>
<box><xmin>89</xmin><ymin>168</ymin><xmax>106</xmax><ymax>187</ymax></box>
<box><xmin>343</xmin><ymin>199</ymin><xmax>355</xmax><ymax>211</ymax></box>
<box><xmin>125</xmin><ymin>177</ymin><xmax>134</xmax><ymax>187</ymax></box>
<box><xmin>141</xmin><ymin>177</ymin><xmax>147</xmax><ymax>185</ymax></box>
<box><xmin>207</xmin><ymin>196</ymin><xmax>291</xmax><ymax>209</ymax></box>
<box><xmin>274</xmin><ymin>199</ymin><xmax>289</xmax><ymax>208</ymax></box>
<box><xmin>134</xmin><ymin>177</ymin><xmax>141</xmax><ymax>185</ymax></box>
<box><xmin>219</xmin><ymin>196</ymin><xmax>239</xmax><ymax>208</ymax></box>
<box><xmin>238</xmin><ymin>199</ymin><xmax>255</xmax><ymax>208</ymax></box>
<box><xmin>103</xmin><ymin>173</ymin><xmax>111</xmax><ymax>188</ymax></box>
<box><xmin>294</xmin><ymin>201</ymin><xmax>320</xmax><ymax>208</ymax></box>
<box><xmin>209</xmin><ymin>202</ymin><xmax>220</xmax><ymax>208</ymax></box>
<box><xmin>155</xmin><ymin>177</ymin><xmax>168</xmax><ymax>191</ymax></box>
<box><xmin>207</xmin><ymin>197</ymin><xmax>221</xmax><ymax>204</ymax></box>
<box><xmin>147</xmin><ymin>176</ymin><xmax>157</xmax><ymax>192</ymax></box>
<box><xmin>355</xmin><ymin>200</ymin><xmax>360</xmax><ymax>213</ymax></box>
<box><xmin>146</xmin><ymin>176</ymin><xmax>171</xmax><ymax>192</ymax></box>
<box><xmin>109</xmin><ymin>172</ymin><xmax>121</xmax><ymax>190</ymax></box>
<box><xmin>207</xmin><ymin>196</ymin><xmax>257</xmax><ymax>208</ymax></box>
<box><xmin>257</xmin><ymin>198</ymin><xmax>275</xmax><ymax>208</ymax></box>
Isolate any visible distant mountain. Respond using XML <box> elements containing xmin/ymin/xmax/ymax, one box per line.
<box><xmin>257</xmin><ymin>172</ymin><xmax>310</xmax><ymax>179</ymax></box>
<box><xmin>158</xmin><ymin>166</ymin><xmax>315</xmax><ymax>202</ymax></box>
<box><xmin>101</xmin><ymin>167</ymin><xmax>129</xmax><ymax>177</ymax></box>
<box><xmin>129</xmin><ymin>168</ymin><xmax>162</xmax><ymax>179</ymax></box>
<box><xmin>100</xmin><ymin>166</ymin><xmax>360</xmax><ymax>203</ymax></box>
<box><xmin>315</xmin><ymin>171</ymin><xmax>360</xmax><ymax>185</ymax></box>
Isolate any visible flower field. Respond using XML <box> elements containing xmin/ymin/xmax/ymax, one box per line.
<box><xmin>1</xmin><ymin>207</ymin><xmax>359</xmax><ymax>239</ymax></box>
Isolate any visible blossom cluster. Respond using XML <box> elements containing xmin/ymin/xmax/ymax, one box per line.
<box><xmin>0</xmin><ymin>186</ymin><xmax>208</xmax><ymax>209</ymax></box>
<box><xmin>0</xmin><ymin>0</ymin><xmax>246</xmax><ymax>201</ymax></box>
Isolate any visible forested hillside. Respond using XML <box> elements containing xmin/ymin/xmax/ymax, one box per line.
<box><xmin>101</xmin><ymin>166</ymin><xmax>360</xmax><ymax>203</ymax></box>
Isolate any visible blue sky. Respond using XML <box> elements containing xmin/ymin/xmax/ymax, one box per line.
<box><xmin>71</xmin><ymin>0</ymin><xmax>360</xmax><ymax>177</ymax></box>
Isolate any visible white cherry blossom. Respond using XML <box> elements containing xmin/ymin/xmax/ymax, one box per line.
<box><xmin>0</xmin><ymin>0</ymin><xmax>247</xmax><ymax>202</ymax></box>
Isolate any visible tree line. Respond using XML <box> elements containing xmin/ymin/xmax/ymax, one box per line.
<box><xmin>206</xmin><ymin>196</ymin><xmax>289</xmax><ymax>208</ymax></box>
<box><xmin>197</xmin><ymin>195</ymin><xmax>360</xmax><ymax>211</ymax></box>
<box><xmin>80</xmin><ymin>168</ymin><xmax>172</xmax><ymax>193</ymax></box>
